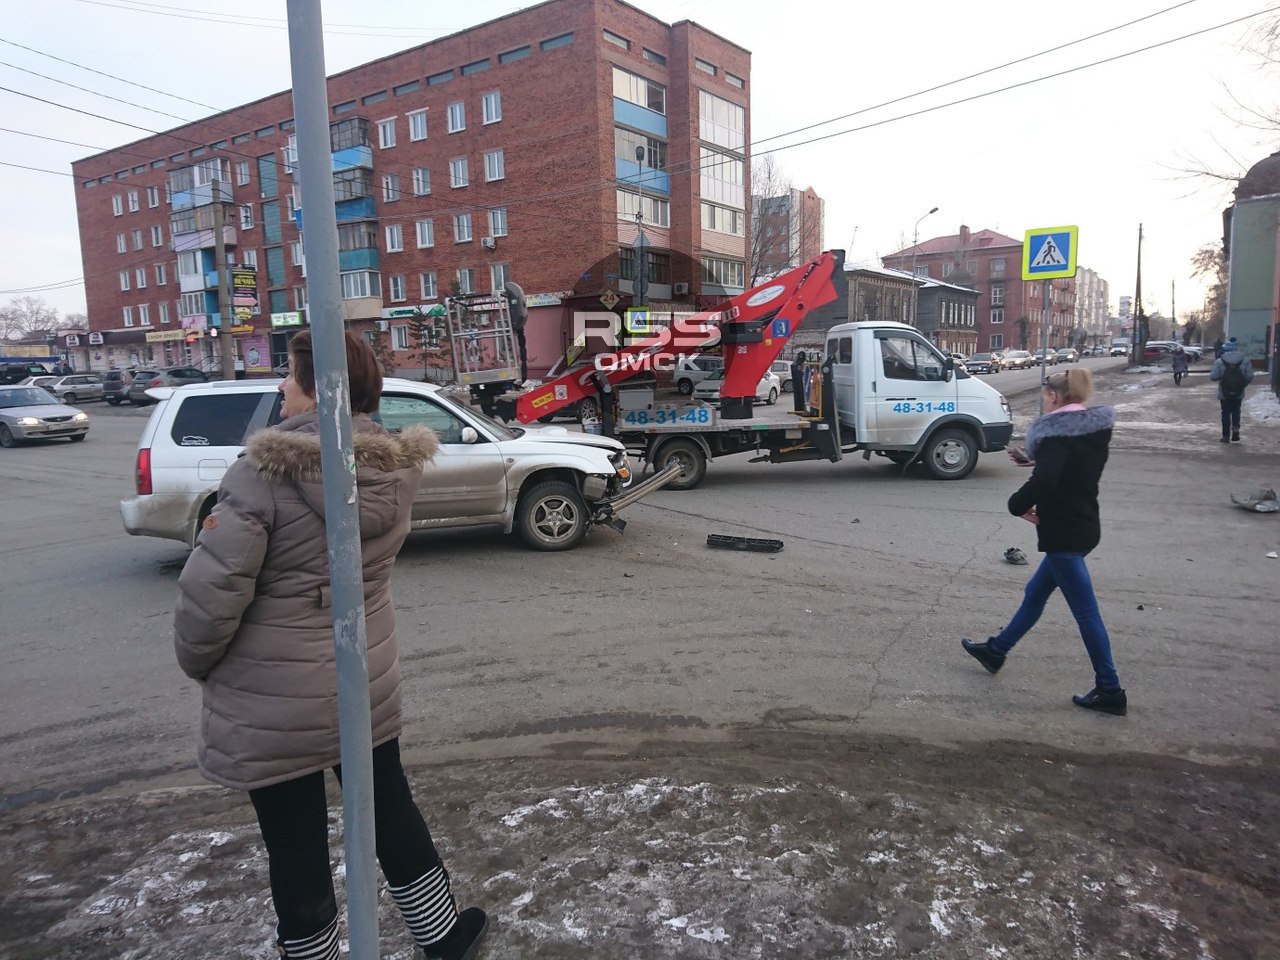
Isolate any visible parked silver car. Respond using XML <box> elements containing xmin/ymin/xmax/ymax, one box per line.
<box><xmin>0</xmin><ymin>386</ymin><xmax>90</xmax><ymax>446</ymax></box>
<box><xmin>43</xmin><ymin>374</ymin><xmax>106</xmax><ymax>403</ymax></box>
<box><xmin>692</xmin><ymin>369</ymin><xmax>782</xmax><ymax>405</ymax></box>
<box><xmin>127</xmin><ymin>366</ymin><xmax>208</xmax><ymax>405</ymax></box>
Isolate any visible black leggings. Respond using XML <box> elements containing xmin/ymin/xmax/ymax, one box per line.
<box><xmin>248</xmin><ymin>738</ymin><xmax>443</xmax><ymax>940</ymax></box>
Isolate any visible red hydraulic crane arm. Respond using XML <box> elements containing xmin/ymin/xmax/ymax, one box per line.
<box><xmin>510</xmin><ymin>250</ymin><xmax>846</xmax><ymax>424</ymax></box>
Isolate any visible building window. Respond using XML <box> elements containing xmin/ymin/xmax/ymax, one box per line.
<box><xmin>449</xmin><ymin>157</ymin><xmax>469</xmax><ymax>188</ymax></box>
<box><xmin>461</xmin><ymin>58</ymin><xmax>490</xmax><ymax>76</ymax></box>
<box><xmin>499</xmin><ymin>45</ymin><xmax>531</xmax><ymax>64</ymax></box>
<box><xmin>694</xmin><ymin>57</ymin><xmax>717</xmax><ymax>76</ymax></box>
<box><xmin>990</xmin><ymin>283</ymin><xmax>1004</xmax><ymax>306</ymax></box>
<box><xmin>240</xmin><ymin>205</ymin><xmax>254</xmax><ymax>229</ymax></box>
<box><xmin>179</xmin><ymin>291</ymin><xmax>203</xmax><ymax>316</ymax></box>
<box><xmin>158</xmin><ymin>301</ymin><xmax>170</xmax><ymax>324</ymax></box>
<box><xmin>389</xmin><ymin>274</ymin><xmax>406</xmax><ymax>302</ymax></box>
<box><xmin>135</xmin><ymin>267</ymin><xmax>147</xmax><ymax>289</ymax></box>
<box><xmin>698</xmin><ymin>148</ymin><xmax>744</xmax><ymax>208</ymax></box>
<box><xmin>386</xmin><ymin>224</ymin><xmax>403</xmax><ymax>252</ymax></box>
<box><xmin>616</xmin><ymin>190</ymin><xmax>670</xmax><ymax>227</ymax></box>
<box><xmin>132</xmin><ymin>229</ymin><xmax>144</xmax><ymax>251</ymax></box>
<box><xmin>490</xmin><ymin>262</ymin><xmax>510</xmax><ymax>291</ymax></box>
<box><xmin>151</xmin><ymin>225</ymin><xmax>164</xmax><ymax>247</ymax></box>
<box><xmin>913</xmin><ymin>264</ymin><xmax>929</xmax><ymax>278</ymax></box>
<box><xmin>377</xmin><ymin>117</ymin><xmax>396</xmax><ymax>149</ymax></box>
<box><xmin>725</xmin><ymin>72</ymin><xmax>745</xmax><ymax>89</ymax></box>
<box><xmin>991</xmin><ymin>308</ymin><xmax>1004</xmax><ymax>324</ymax></box>
<box><xmin>242</xmin><ymin>248</ymin><xmax>258</xmax><ymax>268</ymax></box>
<box><xmin>642</xmin><ymin>48</ymin><xmax>666</xmax><ymax>65</ymax></box>
<box><xmin>389</xmin><ymin>324</ymin><xmax>408</xmax><ymax>350</ymax></box>
<box><xmin>700</xmin><ymin>257</ymin><xmax>745</xmax><ymax>289</ymax></box>
<box><xmin>415</xmin><ymin>219</ymin><xmax>435</xmax><ymax>248</ymax></box>
<box><xmin>362</xmin><ymin>90</ymin><xmax>388</xmax><ymax>106</ymax></box>
<box><xmin>456</xmin><ymin>268</ymin><xmax>475</xmax><ymax>294</ymax></box>
<box><xmin>484</xmin><ymin>149</ymin><xmax>505</xmax><ymax>182</ymax></box>
<box><xmin>489</xmin><ymin>207</ymin><xmax>507</xmax><ymax>237</ymax></box>
<box><xmin>119</xmin><ymin>270</ymin><xmax>130</xmax><ymax>292</ymax></box>
<box><xmin>147</xmin><ymin>186</ymin><xmax>160</xmax><ymax>208</ymax></box>
<box><xmin>701</xmin><ymin>202</ymin><xmax>744</xmax><ymax>236</ymax></box>
<box><xmin>966</xmin><ymin>260</ymin><xmax>978</xmax><ymax>275</ymax></box>
<box><xmin>408</xmin><ymin>109</ymin><xmax>427</xmax><ymax>141</ymax></box>
<box><xmin>289</xmin><ymin>239</ymin><xmax>305</xmax><ymax>266</ymax></box>
<box><xmin>427</xmin><ymin>69</ymin><xmax>453</xmax><ymax>86</ymax></box>
<box><xmin>235</xmin><ymin>160</ymin><xmax>250</xmax><ymax>185</ymax></box>
<box><xmin>155</xmin><ymin>263</ymin><xmax>167</xmax><ymax>285</ymax></box>
<box><xmin>482</xmin><ymin>91</ymin><xmax>502</xmax><ymax>125</ymax></box>
<box><xmin>340</xmin><ymin>270</ymin><xmax>380</xmax><ymax>300</ymax></box>
<box><xmin>293</xmin><ymin>285</ymin><xmax>307</xmax><ymax>310</ymax></box>
<box><xmin>411</xmin><ymin>166</ymin><xmax>430</xmax><ymax>195</ymax></box>
<box><xmin>127</xmin><ymin>190</ymin><xmax>139</xmax><ymax>212</ymax></box>
<box><xmin>943</xmin><ymin>262</ymin><xmax>956</xmax><ymax>277</ymax></box>
<box><xmin>117</xmin><ymin>232</ymin><xmax>127</xmax><ymax>253</ymax></box>
<box><xmin>420</xmin><ymin>271</ymin><xmax>437</xmax><ymax>299</ymax></box>
<box><xmin>603</xmin><ymin>29</ymin><xmax>630</xmax><ymax>49</ymax></box>
<box><xmin>178</xmin><ymin>250</ymin><xmax>200</xmax><ymax>276</ymax></box>
<box><xmin>454</xmin><ymin>213</ymin><xmax>473</xmax><ymax>242</ymax></box>
<box><xmin>615</xmin><ymin>128</ymin><xmax>667</xmax><ymax>170</ymax></box>
<box><xmin>447</xmin><ymin>102</ymin><xmax>465</xmax><ymax>133</ymax></box>
<box><xmin>382</xmin><ymin>173</ymin><xmax>400</xmax><ymax>201</ymax></box>
<box><xmin>112</xmin><ymin>195</ymin><xmax>123</xmax><ymax>216</ymax></box>
<box><xmin>699</xmin><ymin>90</ymin><xmax>745</xmax><ymax>151</ymax></box>
<box><xmin>613</xmin><ymin>66</ymin><xmax>665</xmax><ymax>114</ymax></box>
<box><xmin>991</xmin><ymin>258</ymin><xmax>1006</xmax><ymax>278</ymax></box>
<box><xmin>540</xmin><ymin>32</ymin><xmax>573</xmax><ymax>51</ymax></box>
<box><xmin>122</xmin><ymin>306</ymin><xmax>134</xmax><ymax>327</ymax></box>
<box><xmin>394</xmin><ymin>79</ymin><xmax>421</xmax><ymax>97</ymax></box>
<box><xmin>990</xmin><ymin>333</ymin><xmax>1004</xmax><ymax>350</ymax></box>
<box><xmin>138</xmin><ymin>303</ymin><xmax>151</xmax><ymax>326</ymax></box>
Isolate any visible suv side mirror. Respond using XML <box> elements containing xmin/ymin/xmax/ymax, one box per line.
<box><xmin>460</xmin><ymin>426</ymin><xmax>479</xmax><ymax>444</ymax></box>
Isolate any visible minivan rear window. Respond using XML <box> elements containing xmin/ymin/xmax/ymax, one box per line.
<box><xmin>170</xmin><ymin>393</ymin><xmax>276</xmax><ymax>447</ymax></box>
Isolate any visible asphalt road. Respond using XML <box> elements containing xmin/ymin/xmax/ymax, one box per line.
<box><xmin>1</xmin><ymin>358</ymin><xmax>1274</xmax><ymax>809</ymax></box>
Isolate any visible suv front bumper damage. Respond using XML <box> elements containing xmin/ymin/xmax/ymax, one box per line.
<box><xmin>589</xmin><ymin>463</ymin><xmax>682</xmax><ymax>533</ymax></box>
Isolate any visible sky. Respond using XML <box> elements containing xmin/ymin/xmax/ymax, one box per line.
<box><xmin>2</xmin><ymin>0</ymin><xmax>1277</xmax><ymax>324</ymax></box>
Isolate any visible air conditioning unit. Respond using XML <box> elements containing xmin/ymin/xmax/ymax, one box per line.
<box><xmin>480</xmin><ymin>236</ymin><xmax>496</xmax><ymax>250</ymax></box>
<box><xmin>673</xmin><ymin>282</ymin><xmax>690</xmax><ymax>295</ymax></box>
<box><xmin>375</xmin><ymin>320</ymin><xmax>390</xmax><ymax>332</ymax></box>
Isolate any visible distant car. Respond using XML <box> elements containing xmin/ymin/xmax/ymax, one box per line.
<box><xmin>0</xmin><ymin>385</ymin><xmax>90</xmax><ymax>447</ymax></box>
<box><xmin>103</xmin><ymin>369</ymin><xmax>132</xmax><ymax>405</ymax></box>
<box><xmin>0</xmin><ymin>363</ymin><xmax>52</xmax><ymax>385</ymax></box>
<box><xmin>964</xmin><ymin>352</ymin><xmax>1001</xmax><ymax>374</ymax></box>
<box><xmin>1110</xmin><ymin>342</ymin><xmax>1130</xmax><ymax>357</ymax></box>
<box><xmin>127</xmin><ymin>366</ymin><xmax>208</xmax><ymax>405</ymax></box>
<box><xmin>768</xmin><ymin>360</ymin><xmax>795</xmax><ymax>394</ymax></box>
<box><xmin>1145</xmin><ymin>341</ymin><xmax>1202</xmax><ymax>362</ymax></box>
<box><xmin>1033</xmin><ymin>349</ymin><xmax>1059</xmax><ymax>366</ymax></box>
<box><xmin>947</xmin><ymin>353</ymin><xmax>969</xmax><ymax>369</ymax></box>
<box><xmin>692</xmin><ymin>369</ymin><xmax>781</xmax><ymax>406</ymax></box>
<box><xmin>1001</xmin><ymin>350</ymin><xmax>1035</xmax><ymax>369</ymax></box>
<box><xmin>674</xmin><ymin>355</ymin><xmax>724</xmax><ymax>395</ymax></box>
<box><xmin>17</xmin><ymin>376</ymin><xmax>60</xmax><ymax>391</ymax></box>
<box><xmin>1055</xmin><ymin>348</ymin><xmax>1080</xmax><ymax>363</ymax></box>
<box><xmin>43</xmin><ymin>374</ymin><xmax>106</xmax><ymax>404</ymax></box>
<box><xmin>1085</xmin><ymin>345</ymin><xmax>1106</xmax><ymax>357</ymax></box>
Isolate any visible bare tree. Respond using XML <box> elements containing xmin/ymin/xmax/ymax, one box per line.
<box><xmin>1190</xmin><ymin>243</ymin><xmax>1228</xmax><ymax>343</ymax></box>
<box><xmin>0</xmin><ymin>296</ymin><xmax>59</xmax><ymax>341</ymax></box>
<box><xmin>749</xmin><ymin>156</ymin><xmax>823</xmax><ymax>285</ymax></box>
<box><xmin>62</xmin><ymin>312</ymin><xmax>89</xmax><ymax>331</ymax></box>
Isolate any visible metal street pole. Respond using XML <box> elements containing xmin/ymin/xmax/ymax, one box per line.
<box><xmin>909</xmin><ymin>207</ymin><xmax>938</xmax><ymax>326</ymax></box>
<box><xmin>213</xmin><ymin>195</ymin><xmax>236</xmax><ymax>381</ymax></box>
<box><xmin>1039</xmin><ymin>278</ymin><xmax>1049</xmax><ymax>415</ymax></box>
<box><xmin>285</xmin><ymin>3</ymin><xmax>380</xmax><ymax>956</ymax></box>
<box><xmin>633</xmin><ymin>145</ymin><xmax>648</xmax><ymax>310</ymax></box>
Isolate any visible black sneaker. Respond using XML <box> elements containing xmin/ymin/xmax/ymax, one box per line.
<box><xmin>961</xmin><ymin>638</ymin><xmax>1006</xmax><ymax>675</ymax></box>
<box><xmin>1220</xmin><ymin>437</ymin><xmax>1230</xmax><ymax>444</ymax></box>
<box><xmin>1072</xmin><ymin>687</ymin><xmax>1127</xmax><ymax>716</ymax></box>
<box><xmin>1231</xmin><ymin>431</ymin><xmax>1240</xmax><ymax>442</ymax></box>
<box><xmin>419</xmin><ymin>908</ymin><xmax>489</xmax><ymax>960</ymax></box>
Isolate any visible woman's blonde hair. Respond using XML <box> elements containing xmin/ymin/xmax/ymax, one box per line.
<box><xmin>1045</xmin><ymin>367</ymin><xmax>1093</xmax><ymax>404</ymax></box>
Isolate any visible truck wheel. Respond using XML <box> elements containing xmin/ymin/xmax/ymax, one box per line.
<box><xmin>676</xmin><ymin>379</ymin><xmax>694</xmax><ymax>396</ymax></box>
<box><xmin>922</xmin><ymin>428</ymin><xmax>977</xmax><ymax>480</ymax></box>
<box><xmin>653</xmin><ymin>438</ymin><xmax>707</xmax><ymax>491</ymax></box>
<box><xmin>516</xmin><ymin>480</ymin><xmax>589</xmax><ymax>551</ymax></box>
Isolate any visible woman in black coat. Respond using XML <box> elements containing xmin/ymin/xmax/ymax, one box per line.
<box><xmin>961</xmin><ymin>368</ymin><xmax>1127</xmax><ymax>715</ymax></box>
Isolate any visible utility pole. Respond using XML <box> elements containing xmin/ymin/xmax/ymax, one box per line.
<box><xmin>213</xmin><ymin>193</ymin><xmax>236</xmax><ymax>381</ymax></box>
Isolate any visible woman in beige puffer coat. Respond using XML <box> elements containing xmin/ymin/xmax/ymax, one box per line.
<box><xmin>174</xmin><ymin>330</ymin><xmax>488</xmax><ymax>960</ymax></box>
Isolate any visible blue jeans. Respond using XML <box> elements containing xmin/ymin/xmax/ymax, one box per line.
<box><xmin>990</xmin><ymin>552</ymin><xmax>1121</xmax><ymax>690</ymax></box>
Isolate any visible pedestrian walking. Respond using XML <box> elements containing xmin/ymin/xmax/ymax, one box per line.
<box><xmin>173</xmin><ymin>330</ymin><xmax>488</xmax><ymax>960</ymax></box>
<box><xmin>960</xmin><ymin>367</ymin><xmax>1127</xmax><ymax>716</ymax></box>
<box><xmin>1171</xmin><ymin>345</ymin><xmax>1189</xmax><ymax>386</ymax></box>
<box><xmin>1213</xmin><ymin>335</ymin><xmax>1225</xmax><ymax>359</ymax></box>
<box><xmin>1209</xmin><ymin>336</ymin><xmax>1254</xmax><ymax>443</ymax></box>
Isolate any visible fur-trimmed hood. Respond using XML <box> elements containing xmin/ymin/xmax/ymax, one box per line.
<box><xmin>1025</xmin><ymin>405</ymin><xmax>1115</xmax><ymax>460</ymax></box>
<box><xmin>246</xmin><ymin>419</ymin><xmax>438</xmax><ymax>483</ymax></box>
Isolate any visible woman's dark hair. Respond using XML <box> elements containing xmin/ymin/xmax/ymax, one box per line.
<box><xmin>286</xmin><ymin>329</ymin><xmax>383</xmax><ymax>414</ymax></box>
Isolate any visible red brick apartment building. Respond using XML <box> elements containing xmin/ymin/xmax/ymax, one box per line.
<box><xmin>883</xmin><ymin>225</ymin><xmax>1076</xmax><ymax>354</ymax></box>
<box><xmin>69</xmin><ymin>0</ymin><xmax>750</xmax><ymax>376</ymax></box>
<box><xmin>752</xmin><ymin>186</ymin><xmax>825</xmax><ymax>282</ymax></box>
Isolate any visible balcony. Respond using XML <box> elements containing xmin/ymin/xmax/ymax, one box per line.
<box><xmin>170</xmin><ymin>180</ymin><xmax>234</xmax><ymax>211</ymax></box>
<box><xmin>615</xmin><ymin>158</ymin><xmax>669</xmax><ymax>196</ymax></box>
<box><xmin>338</xmin><ymin>248</ymin><xmax>380</xmax><ymax>272</ymax></box>
<box><xmin>171</xmin><ymin>225</ymin><xmax>236</xmax><ymax>251</ymax></box>
<box><xmin>332</xmin><ymin>145</ymin><xmax>374</xmax><ymax>173</ymax></box>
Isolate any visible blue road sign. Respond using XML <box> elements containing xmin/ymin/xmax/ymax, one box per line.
<box><xmin>1022</xmin><ymin>226</ymin><xmax>1078</xmax><ymax>280</ymax></box>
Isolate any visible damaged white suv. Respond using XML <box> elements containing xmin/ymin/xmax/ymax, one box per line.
<box><xmin>121</xmin><ymin>378</ymin><xmax>669</xmax><ymax>551</ymax></box>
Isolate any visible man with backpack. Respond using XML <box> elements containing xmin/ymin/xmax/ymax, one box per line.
<box><xmin>1210</xmin><ymin>336</ymin><xmax>1254</xmax><ymax>443</ymax></box>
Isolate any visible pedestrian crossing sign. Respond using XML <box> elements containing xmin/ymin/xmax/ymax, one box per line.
<box><xmin>1022</xmin><ymin>225</ymin><xmax>1078</xmax><ymax>280</ymax></box>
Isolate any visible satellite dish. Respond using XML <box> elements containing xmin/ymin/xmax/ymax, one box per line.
<box><xmin>503</xmin><ymin>281</ymin><xmax>528</xmax><ymax>330</ymax></box>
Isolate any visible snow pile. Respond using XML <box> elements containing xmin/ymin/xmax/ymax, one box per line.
<box><xmin>1246</xmin><ymin>387</ymin><xmax>1280</xmax><ymax>422</ymax></box>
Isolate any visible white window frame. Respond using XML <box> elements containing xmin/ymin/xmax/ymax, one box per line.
<box><xmin>177</xmin><ymin>250</ymin><xmax>200</xmax><ymax>276</ymax></box>
<box><xmin>453</xmin><ymin>213</ymin><xmax>473</xmax><ymax>243</ymax></box>
<box><xmin>489</xmin><ymin>207</ymin><xmax>507</xmax><ymax>237</ymax></box>
<box><xmin>490</xmin><ymin>262</ymin><xmax>510</xmax><ymax>291</ymax></box>
<box><xmin>449</xmin><ymin>157</ymin><xmax>469</xmax><ymax>189</ymax></box>
<box><xmin>484</xmin><ymin>149</ymin><xmax>505</xmax><ymax>182</ymax></box>
<box><xmin>127</xmin><ymin>190</ymin><xmax>139</xmax><ymax>212</ymax></box>
<box><xmin>116</xmin><ymin>232</ymin><xmax>127</xmax><ymax>253</ymax></box>
<box><xmin>241</xmin><ymin>248</ymin><xmax>258</xmax><ymax>268</ymax></box>
<box><xmin>991</xmin><ymin>308</ymin><xmax>1004</xmax><ymax>324</ymax></box>
<box><xmin>135</xmin><ymin>267</ymin><xmax>147</xmax><ymax>289</ymax></box>
<box><xmin>415</xmin><ymin>219</ymin><xmax>435</xmax><ymax>248</ymax></box>
<box><xmin>392</xmin><ymin>324</ymin><xmax>410</xmax><ymax>350</ymax></box>
<box><xmin>447</xmin><ymin>101</ymin><xmax>465</xmax><ymax>133</ymax></box>
<box><xmin>386</xmin><ymin>224</ymin><xmax>404</xmax><ymax>253</ymax></box>
<box><xmin>388</xmin><ymin>274</ymin><xmax>406</xmax><ymax>302</ymax></box>
<box><xmin>158</xmin><ymin>301</ymin><xmax>170</xmax><ymax>324</ymax></box>
<box><xmin>132</xmin><ymin>229</ymin><xmax>144</xmax><ymax>251</ymax></box>
<box><xmin>377</xmin><ymin>117</ymin><xmax>397</xmax><ymax>149</ymax></box>
<box><xmin>340</xmin><ymin>270</ymin><xmax>380</xmax><ymax>300</ymax></box>
<box><xmin>420</xmin><ymin>271</ymin><xmax>438</xmax><ymax>300</ymax></box>
<box><xmin>122</xmin><ymin>306</ymin><xmax>134</xmax><ymax>327</ymax></box>
<box><xmin>147</xmin><ymin>186</ymin><xmax>160</xmax><ymax>208</ymax></box>
<box><xmin>239</xmin><ymin>205</ymin><xmax>254</xmax><ymax>229</ymax></box>
<box><xmin>990</xmin><ymin>334</ymin><xmax>1004</xmax><ymax>350</ymax></box>
<box><xmin>412</xmin><ymin>166</ymin><xmax>431</xmax><ymax>196</ymax></box>
<box><xmin>408</xmin><ymin>109</ymin><xmax>428</xmax><ymax>141</ymax></box>
<box><xmin>382</xmin><ymin>173</ymin><xmax>400</xmax><ymax>201</ymax></box>
<box><xmin>235</xmin><ymin>159</ymin><xmax>251</xmax><ymax>186</ymax></box>
<box><xmin>289</xmin><ymin>240</ymin><xmax>305</xmax><ymax>266</ymax></box>
<box><xmin>155</xmin><ymin>263</ymin><xmax>167</xmax><ymax>285</ymax></box>
<box><xmin>112</xmin><ymin>195</ymin><xmax>123</xmax><ymax>216</ymax></box>
<box><xmin>456</xmin><ymin>267</ymin><xmax>474</xmax><ymax>294</ymax></box>
<box><xmin>119</xmin><ymin>270</ymin><xmax>130</xmax><ymax>292</ymax></box>
<box><xmin>482</xmin><ymin>91</ymin><xmax>502</xmax><ymax>124</ymax></box>
<box><xmin>138</xmin><ymin>303</ymin><xmax>151</xmax><ymax>326</ymax></box>
<box><xmin>151</xmin><ymin>224</ymin><xmax>164</xmax><ymax>247</ymax></box>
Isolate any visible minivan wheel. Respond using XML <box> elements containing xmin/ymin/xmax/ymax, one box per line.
<box><xmin>516</xmin><ymin>480</ymin><xmax>589</xmax><ymax>551</ymax></box>
<box><xmin>676</xmin><ymin>379</ymin><xmax>694</xmax><ymax>395</ymax></box>
<box><xmin>922</xmin><ymin>428</ymin><xmax>977</xmax><ymax>480</ymax></box>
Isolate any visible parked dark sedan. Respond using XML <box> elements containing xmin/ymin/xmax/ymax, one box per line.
<box><xmin>964</xmin><ymin>352</ymin><xmax>1002</xmax><ymax>374</ymax></box>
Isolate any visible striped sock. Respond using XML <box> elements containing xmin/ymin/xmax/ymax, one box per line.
<box><xmin>389</xmin><ymin>865</ymin><xmax>459</xmax><ymax>947</ymax></box>
<box><xmin>277</xmin><ymin>915</ymin><xmax>340</xmax><ymax>960</ymax></box>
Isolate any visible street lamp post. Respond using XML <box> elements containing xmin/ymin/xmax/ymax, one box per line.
<box><xmin>908</xmin><ymin>207</ymin><xmax>939</xmax><ymax>326</ymax></box>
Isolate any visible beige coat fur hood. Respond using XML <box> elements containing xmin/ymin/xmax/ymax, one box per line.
<box><xmin>173</xmin><ymin>412</ymin><xmax>437</xmax><ymax>790</ymax></box>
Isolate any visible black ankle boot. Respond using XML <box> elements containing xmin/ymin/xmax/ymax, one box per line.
<box><xmin>1072</xmin><ymin>687</ymin><xmax>1127</xmax><ymax>716</ymax></box>
<box><xmin>961</xmin><ymin>638</ymin><xmax>1006</xmax><ymax>674</ymax></box>
<box><xmin>419</xmin><ymin>908</ymin><xmax>489</xmax><ymax>960</ymax></box>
